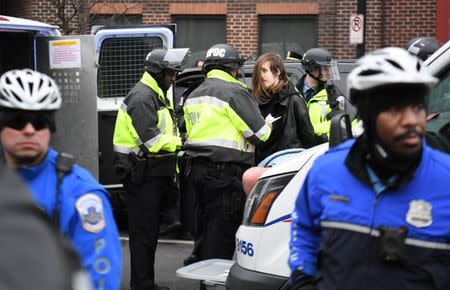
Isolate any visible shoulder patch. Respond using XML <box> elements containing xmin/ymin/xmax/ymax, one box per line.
<box><xmin>76</xmin><ymin>193</ymin><xmax>106</xmax><ymax>233</ymax></box>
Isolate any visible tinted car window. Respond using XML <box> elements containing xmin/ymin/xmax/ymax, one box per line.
<box><xmin>175</xmin><ymin>60</ymin><xmax>356</xmax><ymax>101</ymax></box>
<box><xmin>237</xmin><ymin>60</ymin><xmax>355</xmax><ymax>96</ymax></box>
<box><xmin>428</xmin><ymin>70</ymin><xmax>450</xmax><ymax>114</ymax></box>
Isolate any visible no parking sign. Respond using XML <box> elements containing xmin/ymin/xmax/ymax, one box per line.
<box><xmin>350</xmin><ymin>14</ymin><xmax>364</xmax><ymax>44</ymax></box>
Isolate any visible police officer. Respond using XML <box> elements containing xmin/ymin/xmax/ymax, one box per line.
<box><xmin>183</xmin><ymin>44</ymin><xmax>271</xmax><ymax>262</ymax></box>
<box><xmin>284</xmin><ymin>47</ymin><xmax>450</xmax><ymax>290</ymax></box>
<box><xmin>295</xmin><ymin>48</ymin><xmax>341</xmax><ymax>140</ymax></box>
<box><xmin>0</xmin><ymin>166</ymin><xmax>92</xmax><ymax>290</ymax></box>
<box><xmin>405</xmin><ymin>36</ymin><xmax>442</xmax><ymax>61</ymax></box>
<box><xmin>0</xmin><ymin>69</ymin><xmax>121</xmax><ymax>290</ymax></box>
<box><xmin>113</xmin><ymin>48</ymin><xmax>187</xmax><ymax>290</ymax></box>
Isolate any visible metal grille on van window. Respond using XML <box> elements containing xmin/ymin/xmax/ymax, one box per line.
<box><xmin>97</xmin><ymin>37</ymin><xmax>164</xmax><ymax>99</ymax></box>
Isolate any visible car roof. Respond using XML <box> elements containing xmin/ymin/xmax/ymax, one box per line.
<box><xmin>0</xmin><ymin>15</ymin><xmax>60</xmax><ymax>36</ymax></box>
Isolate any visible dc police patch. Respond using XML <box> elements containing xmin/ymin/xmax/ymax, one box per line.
<box><xmin>76</xmin><ymin>193</ymin><xmax>106</xmax><ymax>233</ymax></box>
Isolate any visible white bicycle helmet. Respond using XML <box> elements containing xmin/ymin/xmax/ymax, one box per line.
<box><xmin>0</xmin><ymin>69</ymin><xmax>61</xmax><ymax>111</ymax></box>
<box><xmin>347</xmin><ymin>47</ymin><xmax>438</xmax><ymax>103</ymax></box>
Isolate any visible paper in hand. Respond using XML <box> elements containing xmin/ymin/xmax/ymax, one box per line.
<box><xmin>265</xmin><ymin>114</ymin><xmax>281</xmax><ymax>124</ymax></box>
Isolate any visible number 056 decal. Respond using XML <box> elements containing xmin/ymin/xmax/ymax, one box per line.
<box><xmin>236</xmin><ymin>239</ymin><xmax>254</xmax><ymax>257</ymax></box>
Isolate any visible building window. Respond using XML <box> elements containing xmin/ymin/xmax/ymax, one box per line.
<box><xmin>259</xmin><ymin>16</ymin><xmax>318</xmax><ymax>58</ymax></box>
<box><xmin>172</xmin><ymin>15</ymin><xmax>226</xmax><ymax>68</ymax></box>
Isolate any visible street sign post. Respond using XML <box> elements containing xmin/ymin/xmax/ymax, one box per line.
<box><xmin>350</xmin><ymin>14</ymin><xmax>364</xmax><ymax>45</ymax></box>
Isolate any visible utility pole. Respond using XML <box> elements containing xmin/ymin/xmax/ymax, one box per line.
<box><xmin>356</xmin><ymin>0</ymin><xmax>366</xmax><ymax>58</ymax></box>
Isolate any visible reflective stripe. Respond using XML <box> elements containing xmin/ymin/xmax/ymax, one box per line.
<box><xmin>321</xmin><ymin>221</ymin><xmax>450</xmax><ymax>250</ymax></box>
<box><xmin>255</xmin><ymin>124</ymin><xmax>270</xmax><ymax>139</ymax></box>
<box><xmin>405</xmin><ymin>237</ymin><xmax>450</xmax><ymax>250</ymax></box>
<box><xmin>120</xmin><ymin>102</ymin><xmax>127</xmax><ymax>112</ymax></box>
<box><xmin>113</xmin><ymin>145</ymin><xmax>139</xmax><ymax>154</ymax></box>
<box><xmin>184</xmin><ymin>96</ymin><xmax>227</xmax><ymax>108</ymax></box>
<box><xmin>243</xmin><ymin>128</ymin><xmax>253</xmax><ymax>138</ymax></box>
<box><xmin>185</xmin><ymin>138</ymin><xmax>241</xmax><ymax>150</ymax></box>
<box><xmin>144</xmin><ymin>133</ymin><xmax>163</xmax><ymax>148</ymax></box>
<box><xmin>160</xmin><ymin>112</ymin><xmax>167</xmax><ymax>134</ymax></box>
<box><xmin>148</xmin><ymin>153</ymin><xmax>176</xmax><ymax>158</ymax></box>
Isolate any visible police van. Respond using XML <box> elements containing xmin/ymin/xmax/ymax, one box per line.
<box><xmin>177</xmin><ymin>41</ymin><xmax>450</xmax><ymax>289</ymax></box>
<box><xmin>0</xmin><ymin>15</ymin><xmax>177</xmax><ymax>225</ymax></box>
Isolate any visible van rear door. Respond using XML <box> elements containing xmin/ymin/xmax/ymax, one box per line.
<box><xmin>94</xmin><ymin>25</ymin><xmax>175</xmax><ymax>189</ymax></box>
<box><xmin>36</xmin><ymin>35</ymin><xmax>98</xmax><ymax>177</ymax></box>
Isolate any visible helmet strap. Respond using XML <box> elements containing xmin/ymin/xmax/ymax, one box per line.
<box><xmin>306</xmin><ymin>67</ymin><xmax>326</xmax><ymax>85</ymax></box>
<box><xmin>366</xmin><ymin>134</ymin><xmax>421</xmax><ymax>179</ymax></box>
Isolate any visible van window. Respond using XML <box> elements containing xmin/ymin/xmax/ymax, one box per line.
<box><xmin>97</xmin><ymin>36</ymin><xmax>163</xmax><ymax>99</ymax></box>
<box><xmin>0</xmin><ymin>32</ymin><xmax>34</xmax><ymax>74</ymax></box>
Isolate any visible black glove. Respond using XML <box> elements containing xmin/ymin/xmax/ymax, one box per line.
<box><xmin>280</xmin><ymin>269</ymin><xmax>316</xmax><ymax>290</ymax></box>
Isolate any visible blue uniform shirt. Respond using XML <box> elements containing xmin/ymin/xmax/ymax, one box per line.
<box><xmin>18</xmin><ymin>148</ymin><xmax>122</xmax><ymax>290</ymax></box>
<box><xmin>289</xmin><ymin>140</ymin><xmax>450</xmax><ymax>290</ymax></box>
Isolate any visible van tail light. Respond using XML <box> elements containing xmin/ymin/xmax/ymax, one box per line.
<box><xmin>243</xmin><ymin>173</ymin><xmax>295</xmax><ymax>226</ymax></box>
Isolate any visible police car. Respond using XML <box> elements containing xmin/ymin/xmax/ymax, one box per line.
<box><xmin>226</xmin><ymin>40</ymin><xmax>450</xmax><ymax>289</ymax></box>
<box><xmin>176</xmin><ymin>41</ymin><xmax>450</xmax><ymax>289</ymax></box>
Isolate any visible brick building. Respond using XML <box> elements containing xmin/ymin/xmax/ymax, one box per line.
<box><xmin>1</xmin><ymin>0</ymin><xmax>448</xmax><ymax>59</ymax></box>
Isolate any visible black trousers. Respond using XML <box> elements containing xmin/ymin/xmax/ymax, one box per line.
<box><xmin>124</xmin><ymin>175</ymin><xmax>172</xmax><ymax>290</ymax></box>
<box><xmin>188</xmin><ymin>158</ymin><xmax>248</xmax><ymax>260</ymax></box>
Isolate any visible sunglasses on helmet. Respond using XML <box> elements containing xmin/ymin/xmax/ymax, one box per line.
<box><xmin>0</xmin><ymin>111</ymin><xmax>54</xmax><ymax>131</ymax></box>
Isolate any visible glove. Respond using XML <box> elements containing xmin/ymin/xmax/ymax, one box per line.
<box><xmin>280</xmin><ymin>269</ymin><xmax>316</xmax><ymax>290</ymax></box>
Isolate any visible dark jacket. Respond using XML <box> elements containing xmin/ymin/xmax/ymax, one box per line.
<box><xmin>255</xmin><ymin>81</ymin><xmax>316</xmax><ymax>164</ymax></box>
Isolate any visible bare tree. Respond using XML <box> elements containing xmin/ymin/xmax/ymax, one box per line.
<box><xmin>47</xmin><ymin>0</ymin><xmax>97</xmax><ymax>34</ymax></box>
<box><xmin>48</xmin><ymin>0</ymin><xmax>142</xmax><ymax>35</ymax></box>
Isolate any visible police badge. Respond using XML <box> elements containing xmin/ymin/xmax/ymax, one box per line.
<box><xmin>406</xmin><ymin>199</ymin><xmax>432</xmax><ymax>228</ymax></box>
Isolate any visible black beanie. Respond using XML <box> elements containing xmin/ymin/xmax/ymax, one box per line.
<box><xmin>355</xmin><ymin>83</ymin><xmax>428</xmax><ymax>138</ymax></box>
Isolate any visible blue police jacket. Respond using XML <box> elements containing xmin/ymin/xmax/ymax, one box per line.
<box><xmin>289</xmin><ymin>139</ymin><xmax>450</xmax><ymax>290</ymax></box>
<box><xmin>18</xmin><ymin>148</ymin><xmax>122</xmax><ymax>290</ymax></box>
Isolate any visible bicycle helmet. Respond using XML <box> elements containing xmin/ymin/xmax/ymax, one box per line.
<box><xmin>0</xmin><ymin>69</ymin><xmax>61</xmax><ymax>111</ymax></box>
<box><xmin>347</xmin><ymin>47</ymin><xmax>438</xmax><ymax>104</ymax></box>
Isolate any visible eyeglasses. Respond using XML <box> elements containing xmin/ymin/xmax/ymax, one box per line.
<box><xmin>2</xmin><ymin>113</ymin><xmax>52</xmax><ymax>131</ymax></box>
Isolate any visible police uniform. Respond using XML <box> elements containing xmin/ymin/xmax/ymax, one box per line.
<box><xmin>113</xmin><ymin>71</ymin><xmax>181</xmax><ymax>289</ymax></box>
<box><xmin>18</xmin><ymin>148</ymin><xmax>121</xmax><ymax>290</ymax></box>
<box><xmin>296</xmin><ymin>74</ymin><xmax>340</xmax><ymax>138</ymax></box>
<box><xmin>183</xmin><ymin>69</ymin><xmax>271</xmax><ymax>259</ymax></box>
<box><xmin>289</xmin><ymin>139</ymin><xmax>450</xmax><ymax>290</ymax></box>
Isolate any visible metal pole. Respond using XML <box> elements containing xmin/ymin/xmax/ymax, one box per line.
<box><xmin>356</xmin><ymin>0</ymin><xmax>366</xmax><ymax>58</ymax></box>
